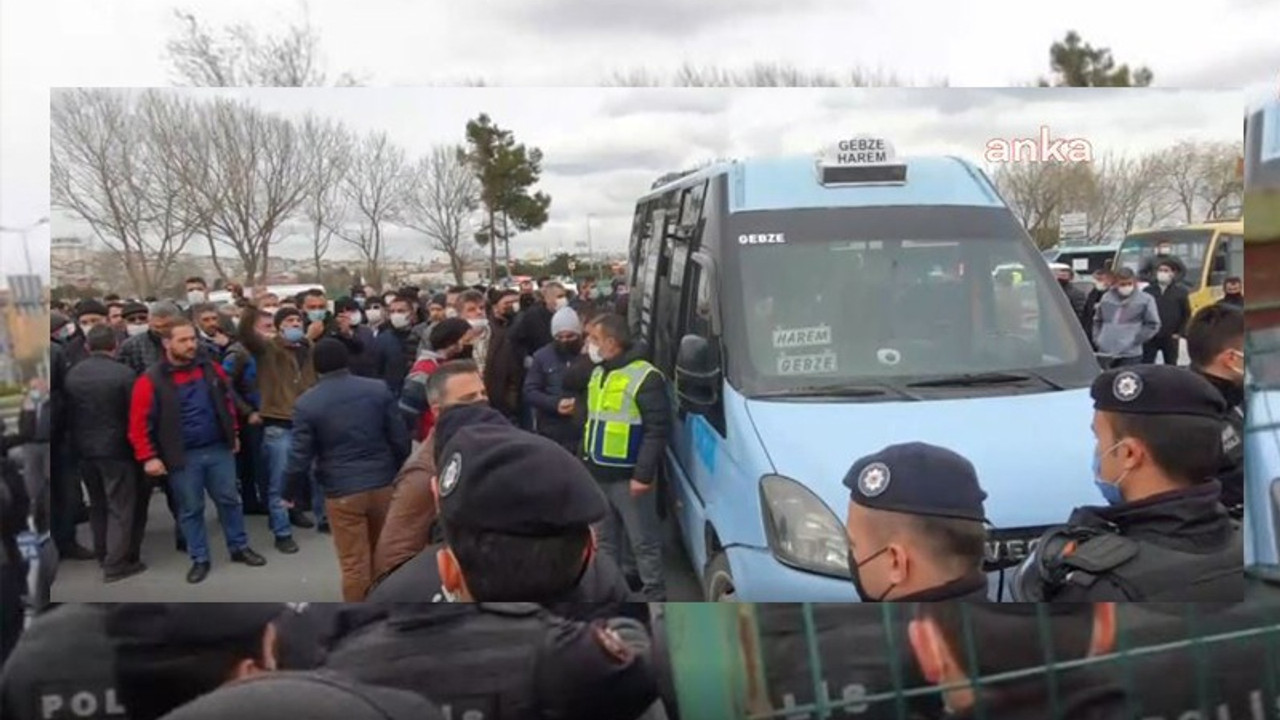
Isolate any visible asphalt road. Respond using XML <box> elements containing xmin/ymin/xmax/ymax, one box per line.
<box><xmin>53</xmin><ymin>487</ymin><xmax>704</xmax><ymax>601</ymax></box>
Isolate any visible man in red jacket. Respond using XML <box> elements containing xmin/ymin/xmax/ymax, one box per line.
<box><xmin>128</xmin><ymin>318</ymin><xmax>267</xmax><ymax>584</ymax></box>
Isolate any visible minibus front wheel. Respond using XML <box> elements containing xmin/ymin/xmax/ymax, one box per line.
<box><xmin>704</xmin><ymin>552</ymin><xmax>738</xmax><ymax>602</ymax></box>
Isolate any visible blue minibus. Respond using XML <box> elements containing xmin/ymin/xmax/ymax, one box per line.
<box><xmin>626</xmin><ymin>137</ymin><xmax>1105</xmax><ymax>600</ymax></box>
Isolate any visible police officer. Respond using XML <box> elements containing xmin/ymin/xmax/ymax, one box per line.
<box><xmin>843</xmin><ymin>443</ymin><xmax>991</xmax><ymax>602</ymax></box>
<box><xmin>1014</xmin><ymin>364</ymin><xmax>1243</xmax><ymax>601</ymax></box>
<box><xmin>367</xmin><ymin>423</ymin><xmax>635</xmax><ymax>609</ymax></box>
<box><xmin>105</xmin><ymin>603</ymin><xmax>317</xmax><ymax>720</ymax></box>
<box><xmin>1</xmin><ymin>604</ymin><xmax>128</xmax><ymax>720</ymax></box>
<box><xmin>1185</xmin><ymin>303</ymin><xmax>1245</xmax><ymax>516</ymax></box>
<box><xmin>322</xmin><ymin>604</ymin><xmax>661</xmax><ymax>720</ymax></box>
<box><xmin>907</xmin><ymin>604</ymin><xmax>1129</xmax><ymax>719</ymax></box>
<box><xmin>154</xmin><ymin>672</ymin><xmax>443</xmax><ymax>720</ymax></box>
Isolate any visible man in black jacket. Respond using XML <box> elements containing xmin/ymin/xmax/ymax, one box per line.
<box><xmin>508</xmin><ymin>281</ymin><xmax>568</xmax><ymax>373</ymax></box>
<box><xmin>1185</xmin><ymin>303</ymin><xmax>1245</xmax><ymax>514</ymax></box>
<box><xmin>65</xmin><ymin>325</ymin><xmax>149</xmax><ymax>582</ymax></box>
<box><xmin>583</xmin><ymin>313</ymin><xmax>671</xmax><ymax>601</ymax></box>
<box><xmin>1142</xmin><ymin>259</ymin><xmax>1192</xmax><ymax>364</ymax></box>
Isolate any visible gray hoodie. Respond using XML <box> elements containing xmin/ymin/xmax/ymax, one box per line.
<box><xmin>1092</xmin><ymin>287</ymin><xmax>1161</xmax><ymax>358</ymax></box>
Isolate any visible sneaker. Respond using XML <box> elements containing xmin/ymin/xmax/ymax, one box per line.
<box><xmin>317</xmin><ymin>521</ymin><xmax>330</xmax><ymax>535</ymax></box>
<box><xmin>274</xmin><ymin>537</ymin><xmax>299</xmax><ymax>554</ymax></box>
<box><xmin>289</xmin><ymin>510</ymin><xmax>315</xmax><ymax>529</ymax></box>
<box><xmin>231</xmin><ymin>548</ymin><xmax>267</xmax><ymax>566</ymax></box>
<box><xmin>187</xmin><ymin>562</ymin><xmax>211</xmax><ymax>584</ymax></box>
<box><xmin>104</xmin><ymin>562</ymin><xmax>147</xmax><ymax>583</ymax></box>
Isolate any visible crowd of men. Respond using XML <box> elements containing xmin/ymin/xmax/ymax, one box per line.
<box><xmin>3</xmin><ymin>272</ymin><xmax>682</xmax><ymax>608</ymax></box>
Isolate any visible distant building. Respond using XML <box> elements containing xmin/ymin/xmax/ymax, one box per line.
<box><xmin>50</xmin><ymin>236</ymin><xmax>89</xmax><ymax>285</ymax></box>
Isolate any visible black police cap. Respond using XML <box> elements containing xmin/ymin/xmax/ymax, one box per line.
<box><xmin>437</xmin><ymin>424</ymin><xmax>608</xmax><ymax>536</ymax></box>
<box><xmin>843</xmin><ymin>442</ymin><xmax>988</xmax><ymax>523</ymax></box>
<box><xmin>106</xmin><ymin>603</ymin><xmax>285</xmax><ymax>648</ymax></box>
<box><xmin>1092</xmin><ymin>365</ymin><xmax>1227</xmax><ymax>418</ymax></box>
<box><xmin>156</xmin><ymin>671</ymin><xmax>443</xmax><ymax>720</ymax></box>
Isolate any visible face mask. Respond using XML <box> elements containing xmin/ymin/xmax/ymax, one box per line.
<box><xmin>354</xmin><ymin>297</ymin><xmax>366</xmax><ymax>308</ymax></box>
<box><xmin>555</xmin><ymin>339</ymin><xmax>583</xmax><ymax>356</ymax></box>
<box><xmin>307</xmin><ymin>310</ymin><xmax>327</xmax><ymax>323</ymax></box>
<box><xmin>28</xmin><ymin>389</ymin><xmax>44</xmax><ymax>403</ymax></box>
<box><xmin>1156</xmin><ymin>272</ymin><xmax>1173</xmax><ymax>285</ymax></box>
<box><xmin>554</xmin><ymin>297</ymin><xmax>568</xmax><ymax>310</ymax></box>
<box><xmin>1091</xmin><ymin>440</ymin><xmax>1128</xmax><ymax>505</ymax></box>
<box><xmin>347</xmin><ymin>312</ymin><xmax>362</xmax><ymax>326</ymax></box>
<box><xmin>1116</xmin><ymin>286</ymin><xmax>1135</xmax><ymax>297</ymax></box>
<box><xmin>1094</xmin><ymin>281</ymin><xmax>1107</xmax><ymax>291</ymax></box>
<box><xmin>445</xmin><ymin>308</ymin><xmax>458</xmax><ymax>319</ymax></box>
<box><xmin>587</xmin><ymin>342</ymin><xmax>603</xmax><ymax>364</ymax></box>
<box><xmin>187</xmin><ymin>290</ymin><xmax>206</xmax><ymax>305</ymax></box>
<box><xmin>848</xmin><ymin>548</ymin><xmax>895</xmax><ymax>602</ymax></box>
<box><xmin>79</xmin><ymin>323</ymin><xmax>94</xmax><ymax>335</ymax></box>
<box><xmin>390</xmin><ymin>312</ymin><xmax>411</xmax><ymax>329</ymax></box>
<box><xmin>126</xmin><ymin>323</ymin><xmax>149</xmax><ymax>337</ymax></box>
<box><xmin>468</xmin><ymin>318</ymin><xmax>489</xmax><ymax>330</ymax></box>
<box><xmin>282</xmin><ymin>327</ymin><xmax>305</xmax><ymax>344</ymax></box>
<box><xmin>57</xmin><ymin>323</ymin><xmax>76</xmax><ymax>341</ymax></box>
<box><xmin>365</xmin><ymin>309</ymin><xmax>384</xmax><ymax>324</ymax></box>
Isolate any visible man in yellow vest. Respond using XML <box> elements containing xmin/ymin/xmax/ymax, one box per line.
<box><xmin>582</xmin><ymin>313</ymin><xmax>671</xmax><ymax>600</ymax></box>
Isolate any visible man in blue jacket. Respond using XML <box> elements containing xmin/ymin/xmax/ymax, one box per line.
<box><xmin>284</xmin><ymin>339</ymin><xmax>411</xmax><ymax>601</ymax></box>
<box><xmin>523</xmin><ymin>306</ymin><xmax>586</xmax><ymax>453</ymax></box>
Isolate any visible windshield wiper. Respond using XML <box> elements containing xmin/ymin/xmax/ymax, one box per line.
<box><xmin>905</xmin><ymin>372</ymin><xmax>1035</xmax><ymax>388</ymax></box>
<box><xmin>751</xmin><ymin>383</ymin><xmax>923</xmax><ymax>401</ymax></box>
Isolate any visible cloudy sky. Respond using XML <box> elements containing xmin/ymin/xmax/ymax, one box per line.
<box><xmin>45</xmin><ymin>86</ymin><xmax>1241</xmax><ymax>268</ymax></box>
<box><xmin>3</xmin><ymin>0</ymin><xmax>1275</xmax><ymax>283</ymax></box>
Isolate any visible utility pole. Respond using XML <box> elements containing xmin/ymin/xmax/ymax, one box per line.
<box><xmin>586</xmin><ymin>213</ymin><xmax>596</xmax><ymax>277</ymax></box>
<box><xmin>0</xmin><ymin>216</ymin><xmax>49</xmax><ymax>275</ymax></box>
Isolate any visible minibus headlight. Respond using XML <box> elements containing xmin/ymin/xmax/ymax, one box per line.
<box><xmin>759</xmin><ymin>475</ymin><xmax>851</xmax><ymax>578</ymax></box>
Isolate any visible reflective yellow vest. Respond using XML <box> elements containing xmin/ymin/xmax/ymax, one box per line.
<box><xmin>583</xmin><ymin>359</ymin><xmax>658</xmax><ymax>467</ymax></box>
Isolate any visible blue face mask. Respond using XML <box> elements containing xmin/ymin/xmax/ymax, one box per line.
<box><xmin>307</xmin><ymin>310</ymin><xmax>327</xmax><ymax>323</ymax></box>
<box><xmin>1091</xmin><ymin>442</ymin><xmax>1126</xmax><ymax>505</ymax></box>
<box><xmin>282</xmin><ymin>327</ymin><xmax>305</xmax><ymax>344</ymax></box>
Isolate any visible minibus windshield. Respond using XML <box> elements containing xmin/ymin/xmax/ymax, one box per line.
<box><xmin>721</xmin><ymin>206</ymin><xmax>1097</xmax><ymax>396</ymax></box>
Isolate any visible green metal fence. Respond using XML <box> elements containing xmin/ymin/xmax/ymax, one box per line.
<box><xmin>664</xmin><ymin>589</ymin><xmax>1280</xmax><ymax>720</ymax></box>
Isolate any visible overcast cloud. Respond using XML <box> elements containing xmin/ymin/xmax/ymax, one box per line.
<box><xmin>45</xmin><ymin>87</ymin><xmax>1239</xmax><ymax>266</ymax></box>
<box><xmin>2</xmin><ymin>0</ymin><xmax>1274</xmax><ymax>284</ymax></box>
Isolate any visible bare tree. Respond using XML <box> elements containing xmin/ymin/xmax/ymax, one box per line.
<box><xmin>400</xmin><ymin>146</ymin><xmax>480</xmax><ymax>286</ymax></box>
<box><xmin>330</xmin><ymin>131</ymin><xmax>407</xmax><ymax>287</ymax></box>
<box><xmin>1101</xmin><ymin>153</ymin><xmax>1165</xmax><ymax>235</ymax></box>
<box><xmin>51</xmin><ymin>89</ymin><xmax>206</xmax><ymax>296</ymax></box>
<box><xmin>174</xmin><ymin>99</ymin><xmax>313</xmax><ymax>285</ymax></box>
<box><xmin>603</xmin><ymin>61</ymin><xmax>946</xmax><ymax>87</ymax></box>
<box><xmin>991</xmin><ymin>160</ymin><xmax>1094</xmax><ymax>247</ymax></box>
<box><xmin>1160</xmin><ymin>140</ymin><xmax>1207</xmax><ymax>224</ymax></box>
<box><xmin>299</xmin><ymin>115</ymin><xmax>354</xmax><ymax>278</ymax></box>
<box><xmin>165</xmin><ymin>3</ymin><xmax>361</xmax><ymax>86</ymax></box>
<box><xmin>1195</xmin><ymin>141</ymin><xmax>1244</xmax><ymax>219</ymax></box>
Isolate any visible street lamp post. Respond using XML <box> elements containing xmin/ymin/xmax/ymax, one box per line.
<box><xmin>0</xmin><ymin>216</ymin><xmax>49</xmax><ymax>275</ymax></box>
<box><xmin>586</xmin><ymin>214</ymin><xmax>596</xmax><ymax>277</ymax></box>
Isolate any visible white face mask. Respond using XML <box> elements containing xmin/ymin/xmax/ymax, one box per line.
<box><xmin>554</xmin><ymin>297</ymin><xmax>568</xmax><ymax>310</ymax></box>
<box><xmin>126</xmin><ymin>323</ymin><xmax>149</xmax><ymax>337</ymax></box>
<box><xmin>347</xmin><ymin>312</ymin><xmax>362</xmax><ymax>326</ymax></box>
<box><xmin>1093</xmin><ymin>281</ymin><xmax>1107</xmax><ymax>291</ymax></box>
<box><xmin>390</xmin><ymin>312</ymin><xmax>411</xmax><ymax>329</ymax></box>
<box><xmin>1116</xmin><ymin>285</ymin><xmax>1135</xmax><ymax>297</ymax></box>
<box><xmin>587</xmin><ymin>342</ymin><xmax>603</xmax><ymax>364</ymax></box>
<box><xmin>79</xmin><ymin>323</ymin><xmax>94</xmax><ymax>335</ymax></box>
<box><xmin>187</xmin><ymin>290</ymin><xmax>206</xmax><ymax>305</ymax></box>
<box><xmin>468</xmin><ymin>318</ymin><xmax>489</xmax><ymax>330</ymax></box>
<box><xmin>445</xmin><ymin>307</ymin><xmax>458</xmax><ymax>319</ymax></box>
<box><xmin>1156</xmin><ymin>271</ymin><xmax>1173</xmax><ymax>285</ymax></box>
<box><xmin>365</xmin><ymin>308</ymin><xmax>384</xmax><ymax>324</ymax></box>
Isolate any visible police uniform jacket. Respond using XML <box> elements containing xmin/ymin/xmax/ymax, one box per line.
<box><xmin>366</xmin><ymin>542</ymin><xmax>642</xmax><ymax>623</ymax></box>
<box><xmin>0</xmin><ymin>604</ymin><xmax>126</xmax><ymax>720</ymax></box>
<box><xmin>321</xmin><ymin>603</ymin><xmax>659</xmax><ymax>720</ymax></box>
<box><xmin>1197</xmin><ymin>370</ymin><xmax>1245</xmax><ymax>511</ymax></box>
<box><xmin>948</xmin><ymin>672</ymin><xmax>1129</xmax><ymax>720</ymax></box>
<box><xmin>893</xmin><ymin>572</ymin><xmax>990</xmax><ymax>602</ymax></box>
<box><xmin>1040</xmin><ymin>481</ymin><xmax>1242</xmax><ymax>601</ymax></box>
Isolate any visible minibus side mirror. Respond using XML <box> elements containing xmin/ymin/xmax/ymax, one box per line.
<box><xmin>675</xmin><ymin>334</ymin><xmax>721</xmax><ymax>413</ymax></box>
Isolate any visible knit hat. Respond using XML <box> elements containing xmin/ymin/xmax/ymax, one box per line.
<box><xmin>550</xmin><ymin>306</ymin><xmax>582</xmax><ymax>336</ymax></box>
<box><xmin>313</xmin><ymin>338</ymin><xmax>350</xmax><ymax>374</ymax></box>
<box><xmin>122</xmin><ymin>301</ymin><xmax>149</xmax><ymax>319</ymax></box>
<box><xmin>274</xmin><ymin>307</ymin><xmax>303</xmax><ymax>328</ymax></box>
<box><xmin>75</xmin><ymin>300</ymin><xmax>109</xmax><ymax>319</ymax></box>
<box><xmin>428</xmin><ymin>293</ymin><xmax>447</xmax><ymax>309</ymax></box>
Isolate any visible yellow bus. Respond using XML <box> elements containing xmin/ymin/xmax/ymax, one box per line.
<box><xmin>1114</xmin><ymin>218</ymin><xmax>1244</xmax><ymax>315</ymax></box>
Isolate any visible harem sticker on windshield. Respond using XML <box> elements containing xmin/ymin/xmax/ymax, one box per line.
<box><xmin>772</xmin><ymin>324</ymin><xmax>832</xmax><ymax>349</ymax></box>
<box><xmin>777</xmin><ymin>350</ymin><xmax>838</xmax><ymax>375</ymax></box>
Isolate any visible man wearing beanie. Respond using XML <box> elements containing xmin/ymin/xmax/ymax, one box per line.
<box><xmin>65</xmin><ymin>299</ymin><xmax>110</xmax><ymax>367</ymax></box>
<box><xmin>236</xmin><ymin>304</ymin><xmax>319</xmax><ymax>546</ymax></box>
<box><xmin>399</xmin><ymin>317</ymin><xmax>474</xmax><ymax>441</ymax></box>
<box><xmin>524</xmin><ymin>305</ymin><xmax>587</xmax><ymax>452</ymax></box>
<box><xmin>283</xmin><ymin>338</ymin><xmax>410</xmax><ymax>601</ymax></box>
<box><xmin>482</xmin><ymin>288</ymin><xmax>524</xmax><ymax>421</ymax></box>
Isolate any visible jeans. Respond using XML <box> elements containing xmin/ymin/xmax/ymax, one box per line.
<box><xmin>169</xmin><ymin>445</ymin><xmax>249</xmax><ymax>564</ymax></box>
<box><xmin>261</xmin><ymin>426</ymin><xmax>295</xmax><ymax>539</ymax></box>
<box><xmin>597</xmin><ymin>480</ymin><xmax>666</xmax><ymax>600</ymax></box>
